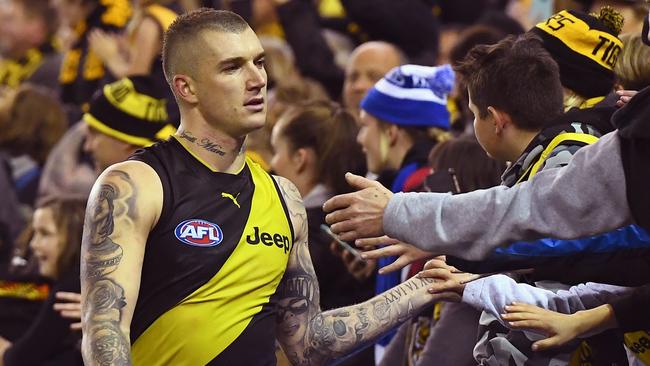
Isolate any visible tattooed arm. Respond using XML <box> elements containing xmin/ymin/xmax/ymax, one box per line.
<box><xmin>273</xmin><ymin>177</ymin><xmax>438</xmax><ymax>366</ymax></box>
<box><xmin>80</xmin><ymin>161</ymin><xmax>163</xmax><ymax>366</ymax></box>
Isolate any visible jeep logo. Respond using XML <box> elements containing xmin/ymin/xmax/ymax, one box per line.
<box><xmin>246</xmin><ymin>226</ymin><xmax>291</xmax><ymax>254</ymax></box>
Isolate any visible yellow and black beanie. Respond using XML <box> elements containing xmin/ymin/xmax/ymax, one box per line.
<box><xmin>530</xmin><ymin>7</ymin><xmax>624</xmax><ymax>98</ymax></box>
<box><xmin>83</xmin><ymin>76</ymin><xmax>176</xmax><ymax>147</ymax></box>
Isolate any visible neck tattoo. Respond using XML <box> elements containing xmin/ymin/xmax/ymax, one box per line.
<box><xmin>179</xmin><ymin>131</ymin><xmax>226</xmax><ymax>157</ymax></box>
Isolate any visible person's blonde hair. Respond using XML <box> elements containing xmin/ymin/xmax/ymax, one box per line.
<box><xmin>615</xmin><ymin>33</ymin><xmax>650</xmax><ymax>90</ymax></box>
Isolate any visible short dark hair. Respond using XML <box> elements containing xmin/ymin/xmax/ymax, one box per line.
<box><xmin>162</xmin><ymin>8</ymin><xmax>249</xmax><ymax>83</ymax></box>
<box><xmin>454</xmin><ymin>34</ymin><xmax>564</xmax><ymax>131</ymax></box>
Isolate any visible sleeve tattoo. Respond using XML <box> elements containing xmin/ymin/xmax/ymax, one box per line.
<box><xmin>81</xmin><ymin>170</ymin><xmax>137</xmax><ymax>365</ymax></box>
<box><xmin>274</xmin><ymin>177</ymin><xmax>436</xmax><ymax>365</ymax></box>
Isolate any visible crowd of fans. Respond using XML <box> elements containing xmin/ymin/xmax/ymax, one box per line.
<box><xmin>0</xmin><ymin>0</ymin><xmax>649</xmax><ymax>365</ymax></box>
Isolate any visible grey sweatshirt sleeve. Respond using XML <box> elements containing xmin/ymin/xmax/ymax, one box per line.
<box><xmin>383</xmin><ymin>132</ymin><xmax>632</xmax><ymax>260</ymax></box>
<box><xmin>461</xmin><ymin>275</ymin><xmax>631</xmax><ymax>327</ymax></box>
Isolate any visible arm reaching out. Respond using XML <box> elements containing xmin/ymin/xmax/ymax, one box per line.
<box><xmin>356</xmin><ymin>236</ymin><xmax>433</xmax><ymax>275</ymax></box>
<box><xmin>501</xmin><ymin>303</ymin><xmax>618</xmax><ymax>351</ymax></box>
<box><xmin>323</xmin><ymin>173</ymin><xmax>393</xmax><ymax>242</ymax></box>
<box><xmin>81</xmin><ymin>162</ymin><xmax>162</xmax><ymax>365</ymax></box>
<box><xmin>275</xmin><ymin>177</ymin><xmax>438</xmax><ymax>365</ymax></box>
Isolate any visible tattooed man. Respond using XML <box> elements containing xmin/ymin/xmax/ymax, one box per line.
<box><xmin>80</xmin><ymin>8</ymin><xmax>443</xmax><ymax>366</ymax></box>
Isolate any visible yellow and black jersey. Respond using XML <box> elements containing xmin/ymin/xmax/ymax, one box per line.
<box><xmin>59</xmin><ymin>0</ymin><xmax>131</xmax><ymax>107</ymax></box>
<box><xmin>128</xmin><ymin>137</ymin><xmax>294</xmax><ymax>365</ymax></box>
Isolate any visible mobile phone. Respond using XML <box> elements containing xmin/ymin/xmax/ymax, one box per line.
<box><xmin>320</xmin><ymin>224</ymin><xmax>365</xmax><ymax>262</ymax></box>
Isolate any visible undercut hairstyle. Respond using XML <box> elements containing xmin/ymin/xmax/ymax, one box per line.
<box><xmin>454</xmin><ymin>34</ymin><xmax>564</xmax><ymax>131</ymax></box>
<box><xmin>162</xmin><ymin>8</ymin><xmax>249</xmax><ymax>84</ymax></box>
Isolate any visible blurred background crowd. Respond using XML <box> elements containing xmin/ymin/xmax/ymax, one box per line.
<box><xmin>0</xmin><ymin>0</ymin><xmax>649</xmax><ymax>365</ymax></box>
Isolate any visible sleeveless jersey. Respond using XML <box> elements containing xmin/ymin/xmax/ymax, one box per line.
<box><xmin>128</xmin><ymin>137</ymin><xmax>294</xmax><ymax>365</ymax></box>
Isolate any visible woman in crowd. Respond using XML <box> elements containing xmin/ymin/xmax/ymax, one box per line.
<box><xmin>0</xmin><ymin>198</ymin><xmax>85</xmax><ymax>366</ymax></box>
<box><xmin>270</xmin><ymin>100</ymin><xmax>374</xmax><ymax>365</ymax></box>
<box><xmin>354</xmin><ymin>63</ymin><xmax>453</xmax><ymax>361</ymax></box>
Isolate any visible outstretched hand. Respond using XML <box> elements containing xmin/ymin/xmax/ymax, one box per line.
<box><xmin>323</xmin><ymin>173</ymin><xmax>393</xmax><ymax>242</ymax></box>
<box><xmin>501</xmin><ymin>302</ymin><xmax>616</xmax><ymax>351</ymax></box>
<box><xmin>356</xmin><ymin>236</ymin><xmax>433</xmax><ymax>274</ymax></box>
<box><xmin>53</xmin><ymin>291</ymin><xmax>82</xmax><ymax>331</ymax></box>
<box><xmin>417</xmin><ymin>257</ymin><xmax>480</xmax><ymax>302</ymax></box>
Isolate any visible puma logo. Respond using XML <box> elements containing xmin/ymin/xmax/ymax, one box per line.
<box><xmin>221</xmin><ymin>192</ymin><xmax>240</xmax><ymax>208</ymax></box>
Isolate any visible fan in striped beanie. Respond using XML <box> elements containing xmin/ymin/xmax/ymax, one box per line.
<box><xmin>83</xmin><ymin>76</ymin><xmax>177</xmax><ymax>147</ymax></box>
<box><xmin>360</xmin><ymin>64</ymin><xmax>454</xmax><ymax>129</ymax></box>
<box><xmin>529</xmin><ymin>7</ymin><xmax>624</xmax><ymax>99</ymax></box>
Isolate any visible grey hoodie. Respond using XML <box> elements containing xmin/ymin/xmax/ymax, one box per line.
<box><xmin>383</xmin><ymin>131</ymin><xmax>632</xmax><ymax>260</ymax></box>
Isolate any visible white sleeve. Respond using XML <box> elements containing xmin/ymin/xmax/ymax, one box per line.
<box><xmin>461</xmin><ymin>274</ymin><xmax>632</xmax><ymax>327</ymax></box>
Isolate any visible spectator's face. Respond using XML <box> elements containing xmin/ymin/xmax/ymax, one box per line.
<box><xmin>343</xmin><ymin>44</ymin><xmax>402</xmax><ymax>117</ymax></box>
<box><xmin>0</xmin><ymin>2</ymin><xmax>46</xmax><ymax>55</ymax></box>
<box><xmin>30</xmin><ymin>207</ymin><xmax>60</xmax><ymax>279</ymax></box>
<box><xmin>357</xmin><ymin>110</ymin><xmax>386</xmax><ymax>174</ymax></box>
<box><xmin>270</xmin><ymin>121</ymin><xmax>301</xmax><ymax>186</ymax></box>
<box><xmin>468</xmin><ymin>93</ymin><xmax>499</xmax><ymax>160</ymax></box>
<box><xmin>83</xmin><ymin>125</ymin><xmax>136</xmax><ymax>172</ymax></box>
<box><xmin>186</xmin><ymin>28</ymin><xmax>267</xmax><ymax>138</ymax></box>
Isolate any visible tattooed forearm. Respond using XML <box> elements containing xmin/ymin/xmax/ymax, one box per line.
<box><xmin>276</xmin><ymin>176</ymin><xmax>438</xmax><ymax>365</ymax></box>
<box><xmin>279</xmin><ymin>264</ymin><xmax>437</xmax><ymax>365</ymax></box>
<box><xmin>87</xmin><ymin>279</ymin><xmax>129</xmax><ymax>365</ymax></box>
<box><xmin>81</xmin><ymin>170</ymin><xmax>137</xmax><ymax>366</ymax></box>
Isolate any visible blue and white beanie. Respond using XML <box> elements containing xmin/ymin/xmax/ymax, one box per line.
<box><xmin>360</xmin><ymin>64</ymin><xmax>455</xmax><ymax>129</ymax></box>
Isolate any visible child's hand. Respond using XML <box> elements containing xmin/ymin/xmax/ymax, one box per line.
<box><xmin>502</xmin><ymin>302</ymin><xmax>616</xmax><ymax>351</ymax></box>
<box><xmin>419</xmin><ymin>257</ymin><xmax>479</xmax><ymax>302</ymax></box>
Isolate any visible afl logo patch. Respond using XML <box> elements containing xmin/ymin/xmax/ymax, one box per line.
<box><xmin>174</xmin><ymin>219</ymin><xmax>223</xmax><ymax>247</ymax></box>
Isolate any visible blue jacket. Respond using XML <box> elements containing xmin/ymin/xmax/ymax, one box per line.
<box><xmin>448</xmin><ymin>224</ymin><xmax>650</xmax><ymax>286</ymax></box>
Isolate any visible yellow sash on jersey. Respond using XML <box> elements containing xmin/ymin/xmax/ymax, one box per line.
<box><xmin>132</xmin><ymin>157</ymin><xmax>293</xmax><ymax>365</ymax></box>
